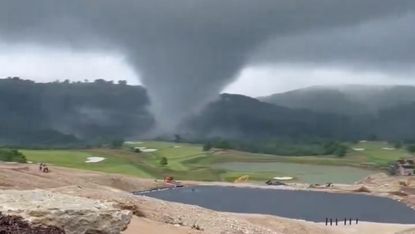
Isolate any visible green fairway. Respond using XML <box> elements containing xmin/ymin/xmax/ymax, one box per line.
<box><xmin>215</xmin><ymin>162</ymin><xmax>375</xmax><ymax>184</ymax></box>
<box><xmin>20</xmin><ymin>140</ymin><xmax>412</xmax><ymax>184</ymax></box>
<box><xmin>346</xmin><ymin>141</ymin><xmax>410</xmax><ymax>167</ymax></box>
<box><xmin>21</xmin><ymin>149</ymin><xmax>153</xmax><ymax>177</ymax></box>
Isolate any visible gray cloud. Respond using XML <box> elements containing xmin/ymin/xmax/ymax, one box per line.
<box><xmin>252</xmin><ymin>13</ymin><xmax>415</xmax><ymax>72</ymax></box>
<box><xmin>0</xmin><ymin>0</ymin><xmax>414</xmax><ymax>131</ymax></box>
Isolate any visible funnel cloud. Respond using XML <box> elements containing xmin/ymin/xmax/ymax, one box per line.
<box><xmin>1</xmin><ymin>0</ymin><xmax>415</xmax><ymax>132</ymax></box>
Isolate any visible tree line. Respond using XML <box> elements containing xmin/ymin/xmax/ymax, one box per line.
<box><xmin>0</xmin><ymin>77</ymin><xmax>154</xmax><ymax>147</ymax></box>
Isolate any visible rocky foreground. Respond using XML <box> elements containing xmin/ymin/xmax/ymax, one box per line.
<box><xmin>0</xmin><ymin>190</ymin><xmax>131</xmax><ymax>234</ymax></box>
<box><xmin>0</xmin><ymin>164</ymin><xmax>414</xmax><ymax>234</ymax></box>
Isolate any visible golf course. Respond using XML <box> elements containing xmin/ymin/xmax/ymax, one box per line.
<box><xmin>21</xmin><ymin>140</ymin><xmax>412</xmax><ymax>184</ymax></box>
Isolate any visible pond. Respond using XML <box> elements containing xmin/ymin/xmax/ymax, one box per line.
<box><xmin>140</xmin><ymin>186</ymin><xmax>415</xmax><ymax>224</ymax></box>
<box><xmin>214</xmin><ymin>162</ymin><xmax>375</xmax><ymax>184</ymax></box>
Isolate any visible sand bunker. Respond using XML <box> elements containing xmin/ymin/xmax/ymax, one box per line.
<box><xmin>134</xmin><ymin>147</ymin><xmax>158</xmax><ymax>153</ymax></box>
<box><xmin>382</xmin><ymin>147</ymin><xmax>395</xmax><ymax>150</ymax></box>
<box><xmin>141</xmin><ymin>149</ymin><xmax>157</xmax><ymax>152</ymax></box>
<box><xmin>125</xmin><ymin>141</ymin><xmax>143</xmax><ymax>145</ymax></box>
<box><xmin>353</xmin><ymin>148</ymin><xmax>365</xmax><ymax>151</ymax></box>
<box><xmin>173</xmin><ymin>145</ymin><xmax>181</xmax><ymax>148</ymax></box>
<box><xmin>273</xmin><ymin>177</ymin><xmax>293</xmax><ymax>181</ymax></box>
<box><xmin>85</xmin><ymin>157</ymin><xmax>105</xmax><ymax>163</ymax></box>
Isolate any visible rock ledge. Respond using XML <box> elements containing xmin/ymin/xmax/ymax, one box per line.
<box><xmin>0</xmin><ymin>190</ymin><xmax>132</xmax><ymax>234</ymax></box>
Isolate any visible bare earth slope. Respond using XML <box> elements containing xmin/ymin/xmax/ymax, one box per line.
<box><xmin>0</xmin><ymin>163</ymin><xmax>414</xmax><ymax>234</ymax></box>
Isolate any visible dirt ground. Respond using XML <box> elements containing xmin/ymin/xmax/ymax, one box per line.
<box><xmin>0</xmin><ymin>163</ymin><xmax>157</xmax><ymax>191</ymax></box>
<box><xmin>0</xmin><ymin>163</ymin><xmax>414</xmax><ymax>234</ymax></box>
<box><xmin>122</xmin><ymin>216</ymin><xmax>200</xmax><ymax>234</ymax></box>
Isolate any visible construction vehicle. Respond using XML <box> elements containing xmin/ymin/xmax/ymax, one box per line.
<box><xmin>163</xmin><ymin>176</ymin><xmax>183</xmax><ymax>187</ymax></box>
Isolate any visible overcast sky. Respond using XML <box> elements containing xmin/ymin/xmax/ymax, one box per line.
<box><xmin>3</xmin><ymin>49</ymin><xmax>415</xmax><ymax>97</ymax></box>
<box><xmin>2</xmin><ymin>45</ymin><xmax>415</xmax><ymax>97</ymax></box>
<box><xmin>1</xmin><ymin>0</ymin><xmax>415</xmax><ymax>128</ymax></box>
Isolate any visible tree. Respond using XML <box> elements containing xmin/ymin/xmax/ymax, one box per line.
<box><xmin>118</xmin><ymin>80</ymin><xmax>127</xmax><ymax>85</ymax></box>
<box><xmin>368</xmin><ymin>134</ymin><xmax>378</xmax><ymax>141</ymax></box>
<box><xmin>174</xmin><ymin>134</ymin><xmax>181</xmax><ymax>143</ymax></box>
<box><xmin>203</xmin><ymin>142</ymin><xmax>212</xmax><ymax>151</ymax></box>
<box><xmin>216</xmin><ymin>140</ymin><xmax>231</xmax><ymax>150</ymax></box>
<box><xmin>159</xmin><ymin>157</ymin><xmax>168</xmax><ymax>166</ymax></box>
<box><xmin>0</xmin><ymin>149</ymin><xmax>27</xmax><ymax>163</ymax></box>
<box><xmin>407</xmin><ymin>144</ymin><xmax>415</xmax><ymax>153</ymax></box>
<box><xmin>110</xmin><ymin>139</ymin><xmax>124</xmax><ymax>149</ymax></box>
<box><xmin>323</xmin><ymin>141</ymin><xmax>337</xmax><ymax>154</ymax></box>
<box><xmin>394</xmin><ymin>141</ymin><xmax>402</xmax><ymax>149</ymax></box>
<box><xmin>334</xmin><ymin>144</ymin><xmax>347</xmax><ymax>157</ymax></box>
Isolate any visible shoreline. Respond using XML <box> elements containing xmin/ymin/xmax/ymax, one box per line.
<box><xmin>137</xmin><ymin>176</ymin><xmax>415</xmax><ymax>211</ymax></box>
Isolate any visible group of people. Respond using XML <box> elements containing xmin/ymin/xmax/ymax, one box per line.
<box><xmin>39</xmin><ymin>162</ymin><xmax>49</xmax><ymax>173</ymax></box>
<box><xmin>325</xmin><ymin>217</ymin><xmax>358</xmax><ymax>226</ymax></box>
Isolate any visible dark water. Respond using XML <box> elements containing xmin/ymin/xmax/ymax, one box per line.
<box><xmin>139</xmin><ymin>186</ymin><xmax>415</xmax><ymax>224</ymax></box>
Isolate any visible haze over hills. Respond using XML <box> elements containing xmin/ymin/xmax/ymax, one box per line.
<box><xmin>184</xmin><ymin>86</ymin><xmax>415</xmax><ymax>141</ymax></box>
<box><xmin>183</xmin><ymin>93</ymin><xmax>357</xmax><ymax>140</ymax></box>
<box><xmin>260</xmin><ymin>85</ymin><xmax>415</xmax><ymax>115</ymax></box>
<box><xmin>2</xmin><ymin>78</ymin><xmax>415</xmax><ymax>146</ymax></box>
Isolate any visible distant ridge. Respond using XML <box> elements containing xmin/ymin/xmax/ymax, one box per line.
<box><xmin>260</xmin><ymin>85</ymin><xmax>415</xmax><ymax>115</ymax></box>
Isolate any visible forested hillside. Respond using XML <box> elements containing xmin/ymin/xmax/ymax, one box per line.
<box><xmin>183</xmin><ymin>93</ymin><xmax>415</xmax><ymax>142</ymax></box>
<box><xmin>2</xmin><ymin>78</ymin><xmax>415</xmax><ymax>147</ymax></box>
<box><xmin>183</xmin><ymin>94</ymin><xmax>365</xmax><ymax>140</ymax></box>
<box><xmin>0</xmin><ymin>77</ymin><xmax>153</xmax><ymax>146</ymax></box>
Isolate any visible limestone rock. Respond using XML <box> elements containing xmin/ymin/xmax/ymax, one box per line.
<box><xmin>0</xmin><ymin>212</ymin><xmax>65</xmax><ymax>233</ymax></box>
<box><xmin>0</xmin><ymin>190</ymin><xmax>132</xmax><ymax>234</ymax></box>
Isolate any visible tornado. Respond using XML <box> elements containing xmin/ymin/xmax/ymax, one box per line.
<box><xmin>0</xmin><ymin>0</ymin><xmax>414</xmax><ymax>133</ymax></box>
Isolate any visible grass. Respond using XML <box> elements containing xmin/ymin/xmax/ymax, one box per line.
<box><xmin>21</xmin><ymin>149</ymin><xmax>153</xmax><ymax>177</ymax></box>
<box><xmin>20</xmin><ymin>140</ymin><xmax>413</xmax><ymax>184</ymax></box>
<box><xmin>346</xmin><ymin>141</ymin><xmax>411</xmax><ymax>167</ymax></box>
<box><xmin>216</xmin><ymin>162</ymin><xmax>375</xmax><ymax>184</ymax></box>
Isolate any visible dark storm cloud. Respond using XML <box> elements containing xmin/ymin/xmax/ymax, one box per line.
<box><xmin>0</xmin><ymin>0</ymin><xmax>414</xmax><ymax>131</ymax></box>
<box><xmin>252</xmin><ymin>13</ymin><xmax>415</xmax><ymax>72</ymax></box>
